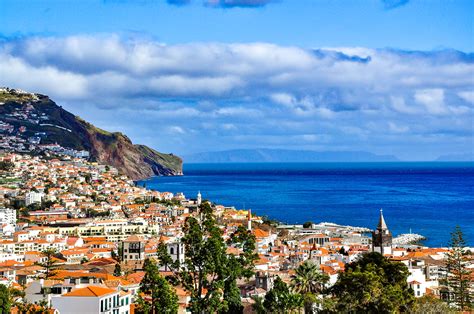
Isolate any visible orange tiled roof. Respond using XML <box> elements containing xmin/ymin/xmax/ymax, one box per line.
<box><xmin>63</xmin><ymin>285</ymin><xmax>116</xmax><ymax>297</ymax></box>
<box><xmin>253</xmin><ymin>228</ymin><xmax>269</xmax><ymax>238</ymax></box>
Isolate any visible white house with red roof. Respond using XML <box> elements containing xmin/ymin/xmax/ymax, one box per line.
<box><xmin>51</xmin><ymin>285</ymin><xmax>131</xmax><ymax>314</ymax></box>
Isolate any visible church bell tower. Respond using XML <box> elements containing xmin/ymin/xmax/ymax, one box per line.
<box><xmin>372</xmin><ymin>209</ymin><xmax>392</xmax><ymax>255</ymax></box>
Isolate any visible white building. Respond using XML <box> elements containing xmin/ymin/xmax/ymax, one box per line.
<box><xmin>25</xmin><ymin>191</ymin><xmax>44</xmax><ymax>206</ymax></box>
<box><xmin>167</xmin><ymin>241</ymin><xmax>185</xmax><ymax>267</ymax></box>
<box><xmin>0</xmin><ymin>207</ymin><xmax>16</xmax><ymax>226</ymax></box>
<box><xmin>404</xmin><ymin>259</ymin><xmax>439</xmax><ymax>298</ymax></box>
<box><xmin>51</xmin><ymin>285</ymin><xmax>131</xmax><ymax>314</ymax></box>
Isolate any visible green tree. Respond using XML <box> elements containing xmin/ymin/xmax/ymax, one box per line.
<box><xmin>0</xmin><ymin>284</ymin><xmax>11</xmax><ymax>314</ymax></box>
<box><xmin>291</xmin><ymin>260</ymin><xmax>329</xmax><ymax>313</ymax></box>
<box><xmin>303</xmin><ymin>221</ymin><xmax>313</xmax><ymax>229</ymax></box>
<box><xmin>251</xmin><ymin>296</ymin><xmax>266</xmax><ymax>314</ymax></box>
<box><xmin>8</xmin><ymin>286</ymin><xmax>25</xmax><ymax>311</ymax></box>
<box><xmin>36</xmin><ymin>299</ymin><xmax>51</xmax><ymax>313</ymax></box>
<box><xmin>331</xmin><ymin>252</ymin><xmax>414</xmax><ymax>313</ymax></box>
<box><xmin>36</xmin><ymin>248</ymin><xmax>59</xmax><ymax>279</ymax></box>
<box><xmin>441</xmin><ymin>226</ymin><xmax>472</xmax><ymax>310</ymax></box>
<box><xmin>0</xmin><ymin>161</ymin><xmax>14</xmax><ymax>172</ymax></box>
<box><xmin>263</xmin><ymin>277</ymin><xmax>304</xmax><ymax>313</ymax></box>
<box><xmin>156</xmin><ymin>242</ymin><xmax>174</xmax><ymax>271</ymax></box>
<box><xmin>156</xmin><ymin>202</ymin><xmax>257</xmax><ymax>313</ymax></box>
<box><xmin>137</xmin><ymin>258</ymin><xmax>179</xmax><ymax>314</ymax></box>
<box><xmin>409</xmin><ymin>295</ymin><xmax>455</xmax><ymax>314</ymax></box>
<box><xmin>113</xmin><ymin>263</ymin><xmax>122</xmax><ymax>277</ymax></box>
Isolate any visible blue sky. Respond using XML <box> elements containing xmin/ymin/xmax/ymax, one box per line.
<box><xmin>1</xmin><ymin>0</ymin><xmax>473</xmax><ymax>160</ymax></box>
<box><xmin>2</xmin><ymin>0</ymin><xmax>473</xmax><ymax>50</ymax></box>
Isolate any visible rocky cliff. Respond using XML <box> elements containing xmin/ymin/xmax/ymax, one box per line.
<box><xmin>0</xmin><ymin>88</ymin><xmax>182</xmax><ymax>179</ymax></box>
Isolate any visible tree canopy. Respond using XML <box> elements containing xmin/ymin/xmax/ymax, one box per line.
<box><xmin>291</xmin><ymin>260</ymin><xmax>329</xmax><ymax>313</ymax></box>
<box><xmin>330</xmin><ymin>252</ymin><xmax>414</xmax><ymax>313</ymax></box>
<box><xmin>0</xmin><ymin>284</ymin><xmax>11</xmax><ymax>314</ymax></box>
<box><xmin>263</xmin><ymin>276</ymin><xmax>303</xmax><ymax>313</ymax></box>
<box><xmin>36</xmin><ymin>248</ymin><xmax>59</xmax><ymax>279</ymax></box>
<box><xmin>137</xmin><ymin>258</ymin><xmax>179</xmax><ymax>314</ymax></box>
<box><xmin>156</xmin><ymin>202</ymin><xmax>258</xmax><ymax>313</ymax></box>
<box><xmin>441</xmin><ymin>226</ymin><xmax>473</xmax><ymax>311</ymax></box>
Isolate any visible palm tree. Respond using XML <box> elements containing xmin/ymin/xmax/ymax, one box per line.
<box><xmin>291</xmin><ymin>260</ymin><xmax>329</xmax><ymax>313</ymax></box>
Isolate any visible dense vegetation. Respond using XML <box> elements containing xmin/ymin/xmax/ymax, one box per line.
<box><xmin>0</xmin><ymin>161</ymin><xmax>14</xmax><ymax>171</ymax></box>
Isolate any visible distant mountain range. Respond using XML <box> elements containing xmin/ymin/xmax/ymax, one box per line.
<box><xmin>0</xmin><ymin>88</ymin><xmax>182</xmax><ymax>179</ymax></box>
<box><xmin>435</xmin><ymin>153</ymin><xmax>474</xmax><ymax>162</ymax></box>
<box><xmin>184</xmin><ymin>149</ymin><xmax>400</xmax><ymax>163</ymax></box>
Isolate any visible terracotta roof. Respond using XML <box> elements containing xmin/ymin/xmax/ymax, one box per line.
<box><xmin>62</xmin><ymin>285</ymin><xmax>116</xmax><ymax>297</ymax></box>
<box><xmin>124</xmin><ymin>235</ymin><xmax>143</xmax><ymax>242</ymax></box>
<box><xmin>125</xmin><ymin>271</ymin><xmax>145</xmax><ymax>284</ymax></box>
<box><xmin>253</xmin><ymin>229</ymin><xmax>270</xmax><ymax>238</ymax></box>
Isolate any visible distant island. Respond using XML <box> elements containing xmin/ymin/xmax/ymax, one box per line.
<box><xmin>436</xmin><ymin>152</ymin><xmax>474</xmax><ymax>162</ymax></box>
<box><xmin>184</xmin><ymin>148</ymin><xmax>399</xmax><ymax>163</ymax></box>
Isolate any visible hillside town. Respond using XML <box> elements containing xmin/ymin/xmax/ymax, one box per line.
<box><xmin>0</xmin><ymin>152</ymin><xmax>472</xmax><ymax>313</ymax></box>
<box><xmin>0</xmin><ymin>88</ymin><xmax>89</xmax><ymax>159</ymax></box>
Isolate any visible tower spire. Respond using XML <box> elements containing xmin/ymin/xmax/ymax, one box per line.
<box><xmin>378</xmin><ymin>208</ymin><xmax>388</xmax><ymax>230</ymax></box>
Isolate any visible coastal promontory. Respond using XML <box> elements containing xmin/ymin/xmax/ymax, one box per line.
<box><xmin>0</xmin><ymin>88</ymin><xmax>182</xmax><ymax>179</ymax></box>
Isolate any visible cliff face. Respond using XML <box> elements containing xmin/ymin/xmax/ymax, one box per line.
<box><xmin>0</xmin><ymin>88</ymin><xmax>182</xmax><ymax>179</ymax></box>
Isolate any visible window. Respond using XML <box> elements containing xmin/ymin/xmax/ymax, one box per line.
<box><xmin>170</xmin><ymin>247</ymin><xmax>174</xmax><ymax>255</ymax></box>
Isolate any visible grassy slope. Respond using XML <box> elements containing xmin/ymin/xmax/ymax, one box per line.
<box><xmin>135</xmin><ymin>144</ymin><xmax>183</xmax><ymax>174</ymax></box>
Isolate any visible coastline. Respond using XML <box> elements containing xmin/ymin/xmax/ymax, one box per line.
<box><xmin>138</xmin><ymin>162</ymin><xmax>474</xmax><ymax>247</ymax></box>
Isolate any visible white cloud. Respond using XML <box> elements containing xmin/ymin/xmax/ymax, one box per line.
<box><xmin>269</xmin><ymin>93</ymin><xmax>295</xmax><ymax>107</ymax></box>
<box><xmin>2</xmin><ymin>35</ymin><xmax>473</xmax><ymax>106</ymax></box>
<box><xmin>168</xmin><ymin>126</ymin><xmax>186</xmax><ymax>134</ymax></box>
<box><xmin>390</xmin><ymin>96</ymin><xmax>418</xmax><ymax>114</ymax></box>
<box><xmin>458</xmin><ymin>90</ymin><xmax>474</xmax><ymax>104</ymax></box>
<box><xmin>414</xmin><ymin>89</ymin><xmax>447</xmax><ymax>114</ymax></box>
<box><xmin>0</xmin><ymin>53</ymin><xmax>88</xmax><ymax>99</ymax></box>
<box><xmin>0</xmin><ymin>34</ymin><xmax>473</xmax><ymax>158</ymax></box>
<box><xmin>388</xmin><ymin>122</ymin><xmax>409</xmax><ymax>133</ymax></box>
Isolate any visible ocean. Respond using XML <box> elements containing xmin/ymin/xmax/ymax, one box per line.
<box><xmin>139</xmin><ymin>162</ymin><xmax>474</xmax><ymax>247</ymax></box>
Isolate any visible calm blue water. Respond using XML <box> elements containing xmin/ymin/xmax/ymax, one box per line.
<box><xmin>139</xmin><ymin>162</ymin><xmax>474</xmax><ymax>247</ymax></box>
